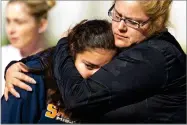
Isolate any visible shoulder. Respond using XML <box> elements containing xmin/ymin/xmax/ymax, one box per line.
<box><xmin>2</xmin><ymin>72</ymin><xmax>46</xmax><ymax>111</ymax></box>
<box><xmin>1</xmin><ymin>72</ymin><xmax>46</xmax><ymax>123</ymax></box>
<box><xmin>54</xmin><ymin>37</ymin><xmax>69</xmax><ymax>54</ymax></box>
<box><xmin>118</xmin><ymin>31</ymin><xmax>185</xmax><ymax>65</ymax></box>
<box><xmin>147</xmin><ymin>31</ymin><xmax>185</xmax><ymax>56</ymax></box>
<box><xmin>118</xmin><ymin>41</ymin><xmax>165</xmax><ymax>66</ymax></box>
<box><xmin>20</xmin><ymin>49</ymin><xmax>53</xmax><ymax>72</ymax></box>
<box><xmin>146</xmin><ymin>31</ymin><xmax>186</xmax><ymax>68</ymax></box>
<box><xmin>56</xmin><ymin>37</ymin><xmax>68</xmax><ymax>46</ymax></box>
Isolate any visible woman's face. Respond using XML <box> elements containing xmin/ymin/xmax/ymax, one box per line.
<box><xmin>75</xmin><ymin>48</ymin><xmax>116</xmax><ymax>79</ymax></box>
<box><xmin>6</xmin><ymin>2</ymin><xmax>41</xmax><ymax>50</ymax></box>
<box><xmin>112</xmin><ymin>1</ymin><xmax>150</xmax><ymax>48</ymax></box>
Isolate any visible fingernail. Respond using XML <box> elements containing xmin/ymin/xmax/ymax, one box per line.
<box><xmin>31</xmin><ymin>79</ymin><xmax>36</xmax><ymax>84</ymax></box>
<box><xmin>27</xmin><ymin>87</ymin><xmax>32</xmax><ymax>91</ymax></box>
<box><xmin>16</xmin><ymin>93</ymin><xmax>20</xmax><ymax>98</ymax></box>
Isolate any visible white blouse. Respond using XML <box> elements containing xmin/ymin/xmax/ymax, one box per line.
<box><xmin>1</xmin><ymin>45</ymin><xmax>23</xmax><ymax>96</ymax></box>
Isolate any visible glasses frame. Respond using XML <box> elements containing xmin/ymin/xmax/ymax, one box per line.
<box><xmin>108</xmin><ymin>4</ymin><xmax>150</xmax><ymax>29</ymax></box>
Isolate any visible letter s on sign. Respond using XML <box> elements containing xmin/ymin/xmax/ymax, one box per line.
<box><xmin>45</xmin><ymin>104</ymin><xmax>57</xmax><ymax>118</ymax></box>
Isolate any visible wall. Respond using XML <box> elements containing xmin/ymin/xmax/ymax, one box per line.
<box><xmin>1</xmin><ymin>1</ymin><xmax>186</xmax><ymax>52</ymax></box>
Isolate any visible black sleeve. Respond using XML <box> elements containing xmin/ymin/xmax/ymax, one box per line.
<box><xmin>53</xmin><ymin>39</ymin><xmax>166</xmax><ymax>118</ymax></box>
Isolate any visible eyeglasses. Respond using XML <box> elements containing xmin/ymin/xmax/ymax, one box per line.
<box><xmin>108</xmin><ymin>4</ymin><xmax>150</xmax><ymax>29</ymax></box>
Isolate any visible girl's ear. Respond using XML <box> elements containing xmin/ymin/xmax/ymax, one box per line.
<box><xmin>38</xmin><ymin>18</ymin><xmax>48</xmax><ymax>34</ymax></box>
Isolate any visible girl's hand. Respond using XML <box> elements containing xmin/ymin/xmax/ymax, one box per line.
<box><xmin>4</xmin><ymin>62</ymin><xmax>36</xmax><ymax>101</ymax></box>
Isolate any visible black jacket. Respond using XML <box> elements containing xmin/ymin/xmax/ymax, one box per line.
<box><xmin>53</xmin><ymin>30</ymin><xmax>186</xmax><ymax>123</ymax></box>
<box><xmin>5</xmin><ymin>31</ymin><xmax>186</xmax><ymax>123</ymax></box>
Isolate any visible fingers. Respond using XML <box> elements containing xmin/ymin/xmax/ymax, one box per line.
<box><xmin>14</xmin><ymin>62</ymin><xmax>22</xmax><ymax>72</ymax></box>
<box><xmin>4</xmin><ymin>62</ymin><xmax>36</xmax><ymax>100</ymax></box>
<box><xmin>5</xmin><ymin>77</ymin><xmax>34</xmax><ymax>99</ymax></box>
<box><xmin>4</xmin><ymin>87</ymin><xmax>9</xmax><ymax>101</ymax></box>
<box><xmin>6</xmin><ymin>62</ymin><xmax>36</xmax><ymax>84</ymax></box>
<box><xmin>5</xmin><ymin>62</ymin><xmax>29</xmax><ymax>79</ymax></box>
<box><xmin>6</xmin><ymin>82</ymin><xmax>20</xmax><ymax>99</ymax></box>
<box><xmin>9</xmin><ymin>87</ymin><xmax>20</xmax><ymax>98</ymax></box>
<box><xmin>14</xmin><ymin>72</ymin><xmax>36</xmax><ymax>84</ymax></box>
<box><xmin>13</xmin><ymin>78</ymin><xmax>33</xmax><ymax>91</ymax></box>
<box><xmin>18</xmin><ymin>62</ymin><xmax>29</xmax><ymax>72</ymax></box>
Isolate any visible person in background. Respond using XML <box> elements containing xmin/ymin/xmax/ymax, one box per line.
<box><xmin>3</xmin><ymin>0</ymin><xmax>186</xmax><ymax>123</ymax></box>
<box><xmin>1</xmin><ymin>19</ymin><xmax>117</xmax><ymax>123</ymax></box>
<box><xmin>1</xmin><ymin>0</ymin><xmax>56</xmax><ymax>96</ymax></box>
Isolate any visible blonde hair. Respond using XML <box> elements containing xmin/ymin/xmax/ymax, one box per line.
<box><xmin>8</xmin><ymin>0</ymin><xmax>56</xmax><ymax>21</ymax></box>
<box><xmin>113</xmin><ymin>0</ymin><xmax>172</xmax><ymax>37</ymax></box>
<box><xmin>138</xmin><ymin>0</ymin><xmax>172</xmax><ymax>37</ymax></box>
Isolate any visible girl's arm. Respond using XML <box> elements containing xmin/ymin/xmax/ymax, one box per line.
<box><xmin>53</xmin><ymin>38</ymin><xmax>166</xmax><ymax>118</ymax></box>
<box><xmin>4</xmin><ymin>47</ymin><xmax>55</xmax><ymax>100</ymax></box>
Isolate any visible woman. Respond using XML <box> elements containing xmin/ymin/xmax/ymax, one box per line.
<box><xmin>4</xmin><ymin>0</ymin><xmax>186</xmax><ymax>123</ymax></box>
<box><xmin>1</xmin><ymin>0</ymin><xmax>56</xmax><ymax>95</ymax></box>
<box><xmin>1</xmin><ymin>19</ymin><xmax>117</xmax><ymax>123</ymax></box>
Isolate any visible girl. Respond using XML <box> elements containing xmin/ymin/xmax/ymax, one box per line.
<box><xmin>1</xmin><ymin>19</ymin><xmax>117</xmax><ymax>123</ymax></box>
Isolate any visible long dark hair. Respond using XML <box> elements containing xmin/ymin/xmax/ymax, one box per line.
<box><xmin>68</xmin><ymin>19</ymin><xmax>116</xmax><ymax>59</ymax></box>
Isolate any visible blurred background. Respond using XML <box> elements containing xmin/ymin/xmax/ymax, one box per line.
<box><xmin>1</xmin><ymin>1</ymin><xmax>186</xmax><ymax>52</ymax></box>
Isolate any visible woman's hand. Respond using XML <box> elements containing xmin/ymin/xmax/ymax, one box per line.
<box><xmin>4</xmin><ymin>62</ymin><xmax>36</xmax><ymax>101</ymax></box>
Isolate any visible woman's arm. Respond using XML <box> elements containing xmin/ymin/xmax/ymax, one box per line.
<box><xmin>4</xmin><ymin>47</ymin><xmax>55</xmax><ymax>100</ymax></box>
<box><xmin>53</xmin><ymin>38</ymin><xmax>166</xmax><ymax>117</ymax></box>
<box><xmin>4</xmin><ymin>62</ymin><xmax>36</xmax><ymax>100</ymax></box>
